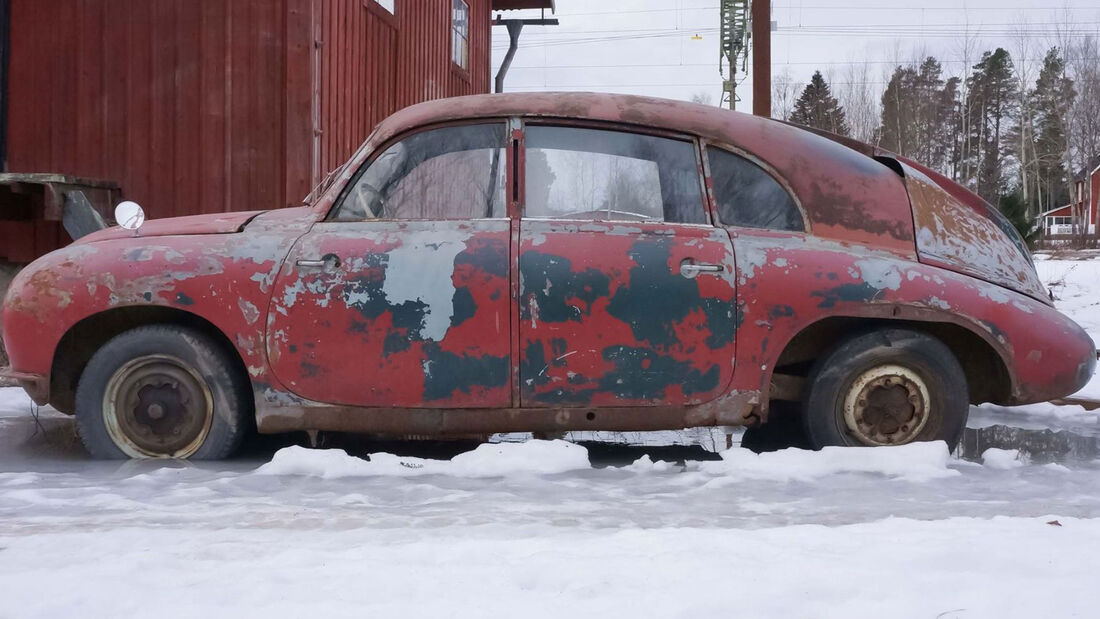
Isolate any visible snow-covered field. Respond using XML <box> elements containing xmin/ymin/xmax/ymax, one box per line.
<box><xmin>0</xmin><ymin>254</ymin><xmax>1098</xmax><ymax>618</ymax></box>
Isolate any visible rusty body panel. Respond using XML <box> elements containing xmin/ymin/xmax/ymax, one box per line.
<box><xmin>1</xmin><ymin>93</ymin><xmax>1095</xmax><ymax>440</ymax></box>
<box><xmin>267</xmin><ymin>220</ymin><xmax>511</xmax><ymax>408</ymax></box>
<box><xmin>2</xmin><ymin>207</ymin><xmax>317</xmax><ymax>404</ymax></box>
<box><xmin>901</xmin><ymin>162</ymin><xmax>1045</xmax><ymax>301</ymax></box>
<box><xmin>730</xmin><ymin>230</ymin><xmax>1094</xmax><ymax>406</ymax></box>
<box><xmin>518</xmin><ymin>221</ymin><xmax>737</xmax><ymax>407</ymax></box>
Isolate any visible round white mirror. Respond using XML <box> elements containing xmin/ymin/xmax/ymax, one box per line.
<box><xmin>114</xmin><ymin>201</ymin><xmax>146</xmax><ymax>231</ymax></box>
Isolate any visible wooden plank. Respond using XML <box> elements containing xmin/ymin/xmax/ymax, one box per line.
<box><xmin>199</xmin><ymin>0</ymin><xmax>227</xmax><ymax>214</ymax></box>
<box><xmin>175</xmin><ymin>1</ymin><xmax>202</xmax><ymax>218</ymax></box>
<box><xmin>284</xmin><ymin>0</ymin><xmax>314</xmax><ymax>206</ymax></box>
<box><xmin>104</xmin><ymin>0</ymin><xmax>130</xmax><ymax>200</ymax></box>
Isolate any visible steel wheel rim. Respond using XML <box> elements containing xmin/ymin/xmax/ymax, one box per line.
<box><xmin>842</xmin><ymin>364</ymin><xmax>931</xmax><ymax>446</ymax></box>
<box><xmin>102</xmin><ymin>354</ymin><xmax>213</xmax><ymax>458</ymax></box>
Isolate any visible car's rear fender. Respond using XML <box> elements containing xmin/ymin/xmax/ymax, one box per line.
<box><xmin>730</xmin><ymin>230</ymin><xmax>1095</xmax><ymax>412</ymax></box>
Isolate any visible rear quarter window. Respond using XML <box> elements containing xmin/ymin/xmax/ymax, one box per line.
<box><xmin>707</xmin><ymin>147</ymin><xmax>804</xmax><ymax>232</ymax></box>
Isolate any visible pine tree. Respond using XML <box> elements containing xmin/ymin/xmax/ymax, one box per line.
<box><xmin>878</xmin><ymin>58</ymin><xmax>959</xmax><ymax>175</ymax></box>
<box><xmin>1029</xmin><ymin>48</ymin><xmax>1075</xmax><ymax>214</ymax></box>
<box><xmin>879</xmin><ymin>65</ymin><xmax>919</xmax><ymax>156</ymax></box>
<box><xmin>963</xmin><ymin>48</ymin><xmax>1017</xmax><ymax>203</ymax></box>
<box><xmin>790</xmin><ymin>71</ymin><xmax>850</xmax><ymax>137</ymax></box>
<box><xmin>998</xmin><ymin>191</ymin><xmax>1038</xmax><ymax>247</ymax></box>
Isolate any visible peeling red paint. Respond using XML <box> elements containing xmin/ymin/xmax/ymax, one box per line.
<box><xmin>0</xmin><ymin>93</ymin><xmax>1094</xmax><ymax>438</ymax></box>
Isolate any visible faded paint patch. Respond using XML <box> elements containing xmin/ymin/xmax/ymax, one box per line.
<box><xmin>380</xmin><ymin>235</ymin><xmax>467</xmax><ymax>341</ymax></box>
<box><xmin>854</xmin><ymin>258</ymin><xmax>903</xmax><ymax>291</ymax></box>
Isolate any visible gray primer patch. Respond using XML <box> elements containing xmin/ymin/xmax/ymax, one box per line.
<box><xmin>854</xmin><ymin>258</ymin><xmax>903</xmax><ymax>291</ymax></box>
<box><xmin>381</xmin><ymin>232</ymin><xmax>468</xmax><ymax>342</ymax></box>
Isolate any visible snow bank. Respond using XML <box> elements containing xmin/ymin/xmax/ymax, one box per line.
<box><xmin>621</xmin><ymin>454</ymin><xmax>675</xmax><ymax>473</ymax></box>
<box><xmin>973</xmin><ymin>401</ymin><xmax>1098</xmax><ymax>425</ymax></box>
<box><xmin>0</xmin><ymin>387</ymin><xmax>32</xmax><ymax>419</ymax></box>
<box><xmin>982</xmin><ymin>448</ymin><xmax>1027</xmax><ymax>469</ymax></box>
<box><xmin>697</xmin><ymin>441</ymin><xmax>959</xmax><ymax>483</ymax></box>
<box><xmin>255</xmin><ymin>440</ymin><xmax>591</xmax><ymax>479</ymax></box>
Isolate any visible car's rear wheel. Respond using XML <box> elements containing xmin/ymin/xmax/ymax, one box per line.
<box><xmin>75</xmin><ymin>325</ymin><xmax>251</xmax><ymax>459</ymax></box>
<box><xmin>802</xmin><ymin>328</ymin><xmax>968</xmax><ymax>449</ymax></box>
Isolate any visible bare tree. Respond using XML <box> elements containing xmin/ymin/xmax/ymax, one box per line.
<box><xmin>771</xmin><ymin>68</ymin><xmax>800</xmax><ymax>121</ymax></box>
<box><xmin>690</xmin><ymin>91</ymin><xmax>715</xmax><ymax>106</ymax></box>
<box><xmin>833</xmin><ymin>61</ymin><xmax>879</xmax><ymax>144</ymax></box>
<box><xmin>1009</xmin><ymin>15</ymin><xmax>1040</xmax><ymax>213</ymax></box>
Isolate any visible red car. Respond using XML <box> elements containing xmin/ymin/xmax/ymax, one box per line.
<box><xmin>1</xmin><ymin>93</ymin><xmax>1095</xmax><ymax>459</ymax></box>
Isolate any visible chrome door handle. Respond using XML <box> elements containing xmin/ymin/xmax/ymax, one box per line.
<box><xmin>296</xmin><ymin>253</ymin><xmax>341</xmax><ymax>271</ymax></box>
<box><xmin>679</xmin><ymin>262</ymin><xmax>723</xmax><ymax>278</ymax></box>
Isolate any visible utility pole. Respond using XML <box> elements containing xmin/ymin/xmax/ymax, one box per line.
<box><xmin>719</xmin><ymin>0</ymin><xmax>750</xmax><ymax>110</ymax></box>
<box><xmin>493</xmin><ymin>9</ymin><xmax>559</xmax><ymax>94</ymax></box>
<box><xmin>751</xmin><ymin>0</ymin><xmax>771</xmax><ymax>117</ymax></box>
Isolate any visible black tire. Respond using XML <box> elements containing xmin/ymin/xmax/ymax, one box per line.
<box><xmin>740</xmin><ymin>400</ymin><xmax>812</xmax><ymax>453</ymax></box>
<box><xmin>802</xmin><ymin>328</ymin><xmax>968</xmax><ymax>449</ymax></box>
<box><xmin>75</xmin><ymin>325</ymin><xmax>252</xmax><ymax>459</ymax></box>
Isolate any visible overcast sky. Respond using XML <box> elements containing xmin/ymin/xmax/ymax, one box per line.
<box><xmin>490</xmin><ymin>0</ymin><xmax>1100</xmax><ymax>113</ymax></box>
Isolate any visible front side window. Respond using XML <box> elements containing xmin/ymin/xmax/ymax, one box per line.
<box><xmin>332</xmin><ymin>123</ymin><xmax>507</xmax><ymax>221</ymax></box>
<box><xmin>523</xmin><ymin>126</ymin><xmax>705</xmax><ymax>224</ymax></box>
<box><xmin>451</xmin><ymin>0</ymin><xmax>469</xmax><ymax>70</ymax></box>
<box><xmin>708</xmin><ymin>147</ymin><xmax>804</xmax><ymax>232</ymax></box>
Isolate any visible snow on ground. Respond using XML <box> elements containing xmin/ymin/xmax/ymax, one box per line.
<box><xmin>0</xmin><ymin>254</ymin><xmax>1097</xmax><ymax>617</ymax></box>
<box><xmin>1034</xmin><ymin>251</ymin><xmax>1100</xmax><ymax>347</ymax></box>
<box><xmin>3</xmin><ymin>387</ymin><xmax>1100</xmax><ymax>617</ymax></box>
<box><xmin>2</xmin><ymin>517</ymin><xmax>1098</xmax><ymax>619</ymax></box>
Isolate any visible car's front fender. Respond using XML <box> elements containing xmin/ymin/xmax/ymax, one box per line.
<box><xmin>0</xmin><ymin>208</ymin><xmax>316</xmax><ymax>403</ymax></box>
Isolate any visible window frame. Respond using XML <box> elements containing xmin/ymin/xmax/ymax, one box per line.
<box><xmin>518</xmin><ymin>119</ymin><xmax>713</xmax><ymax>227</ymax></box>
<box><xmin>699</xmin><ymin>139</ymin><xmax>810</xmax><ymax>234</ymax></box>
<box><xmin>327</xmin><ymin>119</ymin><xmax>513</xmax><ymax>222</ymax></box>
<box><xmin>451</xmin><ymin>0</ymin><xmax>470</xmax><ymax>72</ymax></box>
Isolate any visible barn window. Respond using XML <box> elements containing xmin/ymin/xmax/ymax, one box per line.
<box><xmin>452</xmin><ymin>0</ymin><xmax>470</xmax><ymax>70</ymax></box>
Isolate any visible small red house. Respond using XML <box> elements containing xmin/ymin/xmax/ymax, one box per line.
<box><xmin>1040</xmin><ymin>163</ymin><xmax>1100</xmax><ymax>237</ymax></box>
<box><xmin>0</xmin><ymin>0</ymin><xmax>551</xmax><ymax>263</ymax></box>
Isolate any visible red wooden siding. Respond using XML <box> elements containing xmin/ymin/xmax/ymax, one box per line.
<box><xmin>7</xmin><ymin>0</ymin><xmax>293</xmax><ymax>220</ymax></box>
<box><xmin>315</xmin><ymin>0</ymin><xmax>492</xmax><ymax>181</ymax></box>
<box><xmin>3</xmin><ymin>0</ymin><xmax>496</xmax><ymax>245</ymax></box>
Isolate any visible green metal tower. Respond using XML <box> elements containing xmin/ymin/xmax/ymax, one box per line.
<box><xmin>720</xmin><ymin>0</ymin><xmax>751</xmax><ymax>109</ymax></box>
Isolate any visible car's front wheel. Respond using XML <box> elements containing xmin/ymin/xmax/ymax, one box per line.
<box><xmin>75</xmin><ymin>325</ymin><xmax>251</xmax><ymax>459</ymax></box>
<box><xmin>802</xmin><ymin>328</ymin><xmax>968</xmax><ymax>449</ymax></box>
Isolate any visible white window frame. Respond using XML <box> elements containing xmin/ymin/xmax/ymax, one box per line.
<box><xmin>451</xmin><ymin>0</ymin><xmax>469</xmax><ymax>71</ymax></box>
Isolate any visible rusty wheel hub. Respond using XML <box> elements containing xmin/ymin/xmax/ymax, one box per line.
<box><xmin>103</xmin><ymin>355</ymin><xmax>213</xmax><ymax>458</ymax></box>
<box><xmin>842</xmin><ymin>364</ymin><xmax>930</xmax><ymax>446</ymax></box>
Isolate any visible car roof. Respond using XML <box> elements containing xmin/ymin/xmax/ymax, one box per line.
<box><xmin>367</xmin><ymin>92</ymin><xmax>916</xmax><ymax>253</ymax></box>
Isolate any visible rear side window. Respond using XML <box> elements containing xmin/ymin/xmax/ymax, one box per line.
<box><xmin>332</xmin><ymin>123</ymin><xmax>507</xmax><ymax>221</ymax></box>
<box><xmin>524</xmin><ymin>126</ymin><xmax>705</xmax><ymax>224</ymax></box>
<box><xmin>708</xmin><ymin>147</ymin><xmax>803</xmax><ymax>232</ymax></box>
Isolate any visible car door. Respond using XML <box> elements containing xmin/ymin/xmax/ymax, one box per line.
<box><xmin>518</xmin><ymin>124</ymin><xmax>738</xmax><ymax>407</ymax></box>
<box><xmin>266</xmin><ymin>122</ymin><xmax>513</xmax><ymax>408</ymax></box>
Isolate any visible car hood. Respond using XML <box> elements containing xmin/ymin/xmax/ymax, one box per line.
<box><xmin>76</xmin><ymin>210</ymin><xmax>268</xmax><ymax>244</ymax></box>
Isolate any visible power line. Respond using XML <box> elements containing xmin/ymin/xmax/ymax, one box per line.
<box><xmin>538</xmin><ymin>5</ymin><xmax>1100</xmax><ymax>18</ymax></box>
<box><xmin>501</xmin><ymin>57</ymin><xmax>1052</xmax><ymax>70</ymax></box>
<box><xmin>492</xmin><ymin>21</ymin><xmax>1100</xmax><ymax>50</ymax></box>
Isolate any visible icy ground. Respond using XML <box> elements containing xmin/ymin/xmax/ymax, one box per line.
<box><xmin>0</xmin><ymin>255</ymin><xmax>1098</xmax><ymax>618</ymax></box>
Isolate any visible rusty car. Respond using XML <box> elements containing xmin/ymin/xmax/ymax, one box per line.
<box><xmin>1</xmin><ymin>92</ymin><xmax>1095</xmax><ymax>459</ymax></box>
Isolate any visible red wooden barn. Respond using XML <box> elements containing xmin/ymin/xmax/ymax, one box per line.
<box><xmin>0</xmin><ymin>0</ymin><xmax>551</xmax><ymax>263</ymax></box>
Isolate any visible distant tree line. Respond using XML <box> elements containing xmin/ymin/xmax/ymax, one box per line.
<box><xmin>775</xmin><ymin>30</ymin><xmax>1100</xmax><ymax>243</ymax></box>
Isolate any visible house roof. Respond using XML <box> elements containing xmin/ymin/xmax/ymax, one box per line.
<box><xmin>492</xmin><ymin>0</ymin><xmax>555</xmax><ymax>9</ymax></box>
<box><xmin>1037</xmin><ymin>204</ymin><xmax>1074</xmax><ymax>219</ymax></box>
